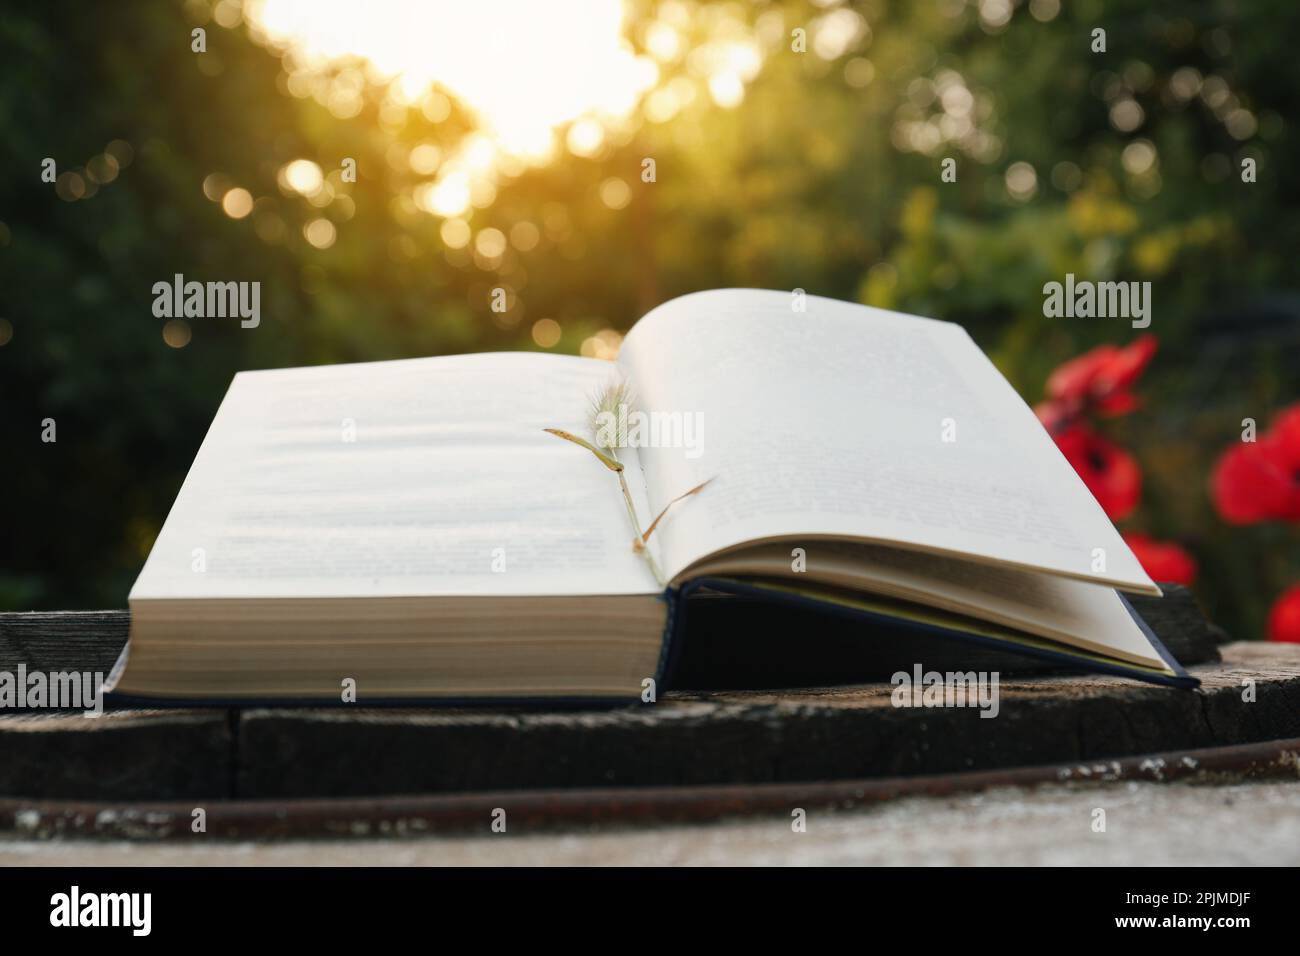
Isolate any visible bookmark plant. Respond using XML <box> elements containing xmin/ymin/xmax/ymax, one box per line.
<box><xmin>545</xmin><ymin>381</ymin><xmax>712</xmax><ymax>587</ymax></box>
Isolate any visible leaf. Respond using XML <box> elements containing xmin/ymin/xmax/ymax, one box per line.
<box><xmin>544</xmin><ymin>428</ymin><xmax>624</xmax><ymax>472</ymax></box>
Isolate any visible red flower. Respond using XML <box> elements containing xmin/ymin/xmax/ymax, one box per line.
<box><xmin>1122</xmin><ymin>533</ymin><xmax>1197</xmax><ymax>586</ymax></box>
<box><xmin>1054</xmin><ymin>424</ymin><xmax>1141</xmax><ymax>520</ymax></box>
<box><xmin>1044</xmin><ymin>335</ymin><xmax>1157</xmax><ymax>419</ymax></box>
<box><xmin>1210</xmin><ymin>403</ymin><xmax>1300</xmax><ymax>524</ymax></box>
<box><xmin>1267</xmin><ymin>585</ymin><xmax>1300</xmax><ymax>643</ymax></box>
<box><xmin>1034</xmin><ymin>399</ymin><xmax>1072</xmax><ymax>435</ymax></box>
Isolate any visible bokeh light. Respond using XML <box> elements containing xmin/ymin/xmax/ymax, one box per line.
<box><xmin>303</xmin><ymin>217</ymin><xmax>337</xmax><ymax>248</ymax></box>
<box><xmin>531</xmin><ymin>318</ymin><xmax>561</xmax><ymax>348</ymax></box>
<box><xmin>221</xmin><ymin>187</ymin><xmax>255</xmax><ymax>218</ymax></box>
<box><xmin>281</xmin><ymin>159</ymin><xmax>324</xmax><ymax>195</ymax></box>
<box><xmin>162</xmin><ymin>319</ymin><xmax>192</xmax><ymax>348</ymax></box>
<box><xmin>246</xmin><ymin>0</ymin><xmax>658</xmax><ymax>162</ymax></box>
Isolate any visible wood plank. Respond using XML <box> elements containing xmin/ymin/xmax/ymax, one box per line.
<box><xmin>234</xmin><ymin>642</ymin><xmax>1299</xmax><ymax>799</ymax></box>
<box><xmin>0</xmin><ymin>643</ymin><xmax>1290</xmax><ymax>802</ymax></box>
<box><xmin>8</xmin><ymin>773</ymin><xmax>1300</xmax><ymax>864</ymax></box>
<box><xmin>6</xmin><ymin>737</ymin><xmax>1298</xmax><ymax>841</ymax></box>
<box><xmin>0</xmin><ymin>610</ymin><xmax>128</xmax><ymax>678</ymax></box>
<box><xmin>0</xmin><ymin>709</ymin><xmax>232</xmax><ymax>801</ymax></box>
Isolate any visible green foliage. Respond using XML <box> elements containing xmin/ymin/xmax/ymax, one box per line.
<box><xmin>1</xmin><ymin>0</ymin><xmax>1297</xmax><ymax>640</ymax></box>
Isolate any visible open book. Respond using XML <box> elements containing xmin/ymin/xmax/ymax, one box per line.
<box><xmin>110</xmin><ymin>289</ymin><xmax>1194</xmax><ymax>702</ymax></box>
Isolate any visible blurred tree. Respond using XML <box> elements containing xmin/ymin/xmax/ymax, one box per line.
<box><xmin>1</xmin><ymin>0</ymin><xmax>1296</xmax><ymax>640</ymax></box>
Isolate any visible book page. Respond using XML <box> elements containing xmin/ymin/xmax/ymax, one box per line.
<box><xmin>696</xmin><ymin>541</ymin><xmax>1168</xmax><ymax>669</ymax></box>
<box><xmin>131</xmin><ymin>352</ymin><xmax>660</xmax><ymax>600</ymax></box>
<box><xmin>616</xmin><ymin>289</ymin><xmax>1156</xmax><ymax>593</ymax></box>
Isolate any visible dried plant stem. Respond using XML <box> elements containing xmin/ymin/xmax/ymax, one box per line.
<box><xmin>613</xmin><ymin>454</ymin><xmax>665</xmax><ymax>586</ymax></box>
<box><xmin>642</xmin><ymin>477</ymin><xmax>714</xmax><ymax>543</ymax></box>
<box><xmin>545</xmin><ymin>427</ymin><xmax>665</xmax><ymax>585</ymax></box>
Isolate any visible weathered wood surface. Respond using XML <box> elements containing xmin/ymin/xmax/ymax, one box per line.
<box><xmin>0</xmin><ymin>610</ymin><xmax>129</xmax><ymax>676</ymax></box>
<box><xmin>235</xmin><ymin>642</ymin><xmax>1294</xmax><ymax>799</ymax></box>
<box><xmin>0</xmin><ymin>629</ymin><xmax>1294</xmax><ymax>801</ymax></box>
<box><xmin>0</xmin><ymin>710</ymin><xmax>232</xmax><ymax>801</ymax></box>
<box><xmin>6</xmin><ymin>737</ymin><xmax>1299</xmax><ymax>842</ymax></box>
<box><xmin>0</xmin><ymin>641</ymin><xmax>1296</xmax><ymax>809</ymax></box>
<box><xmin>13</xmin><ymin>776</ymin><xmax>1298</xmax><ymax>864</ymax></box>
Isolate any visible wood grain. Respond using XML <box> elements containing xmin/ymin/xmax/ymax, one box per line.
<box><xmin>233</xmin><ymin>642</ymin><xmax>1296</xmax><ymax>798</ymax></box>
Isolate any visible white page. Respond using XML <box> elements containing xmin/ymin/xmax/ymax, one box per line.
<box><xmin>700</xmin><ymin>541</ymin><xmax>1166</xmax><ymax>668</ymax></box>
<box><xmin>131</xmin><ymin>353</ymin><xmax>660</xmax><ymax>599</ymax></box>
<box><xmin>616</xmin><ymin>289</ymin><xmax>1156</xmax><ymax>593</ymax></box>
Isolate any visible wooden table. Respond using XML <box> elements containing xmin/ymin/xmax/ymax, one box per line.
<box><xmin>2</xmin><ymin>586</ymin><xmax>1298</xmax><ymax>841</ymax></box>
